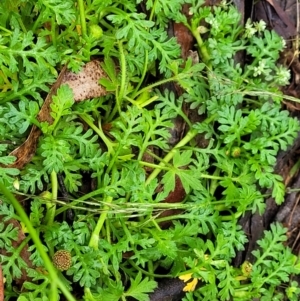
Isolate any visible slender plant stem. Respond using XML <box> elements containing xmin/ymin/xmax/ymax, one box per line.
<box><xmin>31</xmin><ymin>13</ymin><xmax>43</xmax><ymax>33</ymax></box>
<box><xmin>78</xmin><ymin>0</ymin><xmax>87</xmax><ymax>37</ymax></box>
<box><xmin>132</xmin><ymin>50</ymin><xmax>149</xmax><ymax>97</ymax></box>
<box><xmin>88</xmin><ymin>195</ymin><xmax>113</xmax><ymax>250</ymax></box>
<box><xmin>79</xmin><ymin>113</ymin><xmax>115</xmax><ymax>154</ymax></box>
<box><xmin>55</xmin><ymin>187</ymin><xmax>105</xmax><ymax>216</ymax></box>
<box><xmin>51</xmin><ymin>18</ymin><xmax>57</xmax><ymax>47</ymax></box>
<box><xmin>189</xmin><ymin>18</ymin><xmax>211</xmax><ymax>68</ymax></box>
<box><xmin>117</xmin><ymin>40</ymin><xmax>127</xmax><ymax>114</ymax></box>
<box><xmin>149</xmin><ymin>0</ymin><xmax>158</xmax><ymax>21</ymax></box>
<box><xmin>139</xmin><ymin>161</ymin><xmax>171</xmax><ymax>171</ymax></box>
<box><xmin>84</xmin><ymin>288</ymin><xmax>96</xmax><ymax>301</ymax></box>
<box><xmin>128</xmin><ymin>260</ymin><xmax>173</xmax><ymax>278</ymax></box>
<box><xmin>47</xmin><ymin>171</ymin><xmax>58</xmax><ymax>226</ymax></box>
<box><xmin>10</xmin><ymin>235</ymin><xmax>31</xmax><ymax>263</ymax></box>
<box><xmin>145</xmin><ymin>129</ymin><xmax>197</xmax><ymax>185</ymax></box>
<box><xmin>145</xmin><ymin>113</ymin><xmax>216</xmax><ymax>186</ymax></box>
<box><xmin>134</xmin><ymin>75</ymin><xmax>180</xmax><ymax>98</ymax></box>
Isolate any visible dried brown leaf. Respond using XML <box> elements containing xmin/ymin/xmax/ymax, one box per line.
<box><xmin>9</xmin><ymin>61</ymin><xmax>107</xmax><ymax>169</ymax></box>
<box><xmin>9</xmin><ymin>65</ymin><xmax>68</xmax><ymax>168</ymax></box>
<box><xmin>63</xmin><ymin>60</ymin><xmax>107</xmax><ymax>102</ymax></box>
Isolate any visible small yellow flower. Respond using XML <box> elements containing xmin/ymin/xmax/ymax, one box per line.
<box><xmin>179</xmin><ymin>273</ymin><xmax>199</xmax><ymax>292</ymax></box>
<box><xmin>183</xmin><ymin>278</ymin><xmax>198</xmax><ymax>292</ymax></box>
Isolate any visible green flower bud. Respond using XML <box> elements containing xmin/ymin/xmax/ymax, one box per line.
<box><xmin>231</xmin><ymin>147</ymin><xmax>241</xmax><ymax>158</ymax></box>
<box><xmin>241</xmin><ymin>260</ymin><xmax>252</xmax><ymax>277</ymax></box>
<box><xmin>89</xmin><ymin>24</ymin><xmax>103</xmax><ymax>39</ymax></box>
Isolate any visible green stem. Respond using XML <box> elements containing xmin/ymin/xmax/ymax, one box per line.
<box><xmin>7</xmin><ymin>236</ymin><xmax>31</xmax><ymax>273</ymax></box>
<box><xmin>0</xmin><ymin>183</ymin><xmax>76</xmax><ymax>301</ymax></box>
<box><xmin>77</xmin><ymin>0</ymin><xmax>87</xmax><ymax>37</ymax></box>
<box><xmin>0</xmin><ymin>26</ymin><xmax>11</xmax><ymax>34</ymax></box>
<box><xmin>88</xmin><ymin>166</ymin><xmax>118</xmax><ymax>251</ymax></box>
<box><xmin>51</xmin><ymin>171</ymin><xmax>58</xmax><ymax>206</ymax></box>
<box><xmin>149</xmin><ymin>0</ymin><xmax>158</xmax><ymax>21</ymax></box>
<box><xmin>128</xmin><ymin>260</ymin><xmax>173</xmax><ymax>278</ymax></box>
<box><xmin>240</xmin><ymin>56</ymin><xmax>260</xmax><ymax>82</ymax></box>
<box><xmin>106</xmin><ymin>219</ymin><xmax>111</xmax><ymax>244</ymax></box>
<box><xmin>99</xmin><ymin>7</ymin><xmax>128</xmax><ymax>19</ymax></box>
<box><xmin>117</xmin><ymin>40</ymin><xmax>127</xmax><ymax>114</ymax></box>
<box><xmin>139</xmin><ymin>161</ymin><xmax>171</xmax><ymax>171</ymax></box>
<box><xmin>45</xmin><ymin>171</ymin><xmax>58</xmax><ymax>227</ymax></box>
<box><xmin>50</xmin><ymin>281</ymin><xmax>58</xmax><ymax>301</ymax></box>
<box><xmin>55</xmin><ymin>187</ymin><xmax>105</xmax><ymax>216</ymax></box>
<box><xmin>99</xmin><ymin>18</ymin><xmax>114</xmax><ymax>31</ymax></box>
<box><xmin>154</xmin><ymin>209</ymin><xmax>238</xmax><ymax>224</ymax></box>
<box><xmin>84</xmin><ymin>288</ymin><xmax>96</xmax><ymax>301</ymax></box>
<box><xmin>145</xmin><ymin>129</ymin><xmax>197</xmax><ymax>186</ymax></box>
<box><xmin>134</xmin><ymin>75</ymin><xmax>180</xmax><ymax>99</ymax></box>
<box><xmin>50</xmin><ymin>18</ymin><xmax>57</xmax><ymax>47</ymax></box>
<box><xmin>209</xmin><ymin>168</ymin><xmax>220</xmax><ymax>196</ymax></box>
<box><xmin>31</xmin><ymin>13</ymin><xmax>43</xmax><ymax>33</ymax></box>
<box><xmin>190</xmin><ymin>21</ymin><xmax>211</xmax><ymax>68</ymax></box>
<box><xmin>221</xmin><ymin>212</ymin><xmax>242</xmax><ymax>221</ymax></box>
<box><xmin>134</xmin><ymin>62</ymin><xmax>205</xmax><ymax>100</ymax></box>
<box><xmin>124</xmin><ymin>94</ymin><xmax>160</xmax><ymax>109</ymax></box>
<box><xmin>132</xmin><ymin>50</ymin><xmax>149</xmax><ymax>97</ymax></box>
<box><xmin>16</xmin><ymin>15</ymin><xmax>27</xmax><ymax>33</ymax></box>
<box><xmin>145</xmin><ymin>113</ymin><xmax>216</xmax><ymax>186</ymax></box>
<box><xmin>88</xmin><ymin>195</ymin><xmax>113</xmax><ymax>250</ymax></box>
<box><xmin>120</xmin><ymin>218</ymin><xmax>134</xmax><ymax>245</ymax></box>
<box><xmin>79</xmin><ymin>113</ymin><xmax>115</xmax><ymax>154</ymax></box>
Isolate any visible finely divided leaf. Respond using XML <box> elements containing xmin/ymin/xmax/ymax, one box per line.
<box><xmin>124</xmin><ymin>272</ymin><xmax>157</xmax><ymax>301</ymax></box>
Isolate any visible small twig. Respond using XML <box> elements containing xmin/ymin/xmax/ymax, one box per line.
<box><xmin>292</xmin><ymin>226</ymin><xmax>300</xmax><ymax>251</ymax></box>
<box><xmin>275</xmin><ymin>176</ymin><xmax>300</xmax><ymax>222</ymax></box>
<box><xmin>288</xmin><ymin>194</ymin><xmax>300</xmax><ymax>228</ymax></box>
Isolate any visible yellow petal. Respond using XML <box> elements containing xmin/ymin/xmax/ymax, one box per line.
<box><xmin>179</xmin><ymin>273</ymin><xmax>193</xmax><ymax>282</ymax></box>
<box><xmin>183</xmin><ymin>278</ymin><xmax>198</xmax><ymax>292</ymax></box>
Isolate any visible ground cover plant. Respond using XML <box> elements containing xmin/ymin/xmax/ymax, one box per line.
<box><xmin>1</xmin><ymin>0</ymin><xmax>300</xmax><ymax>300</ymax></box>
